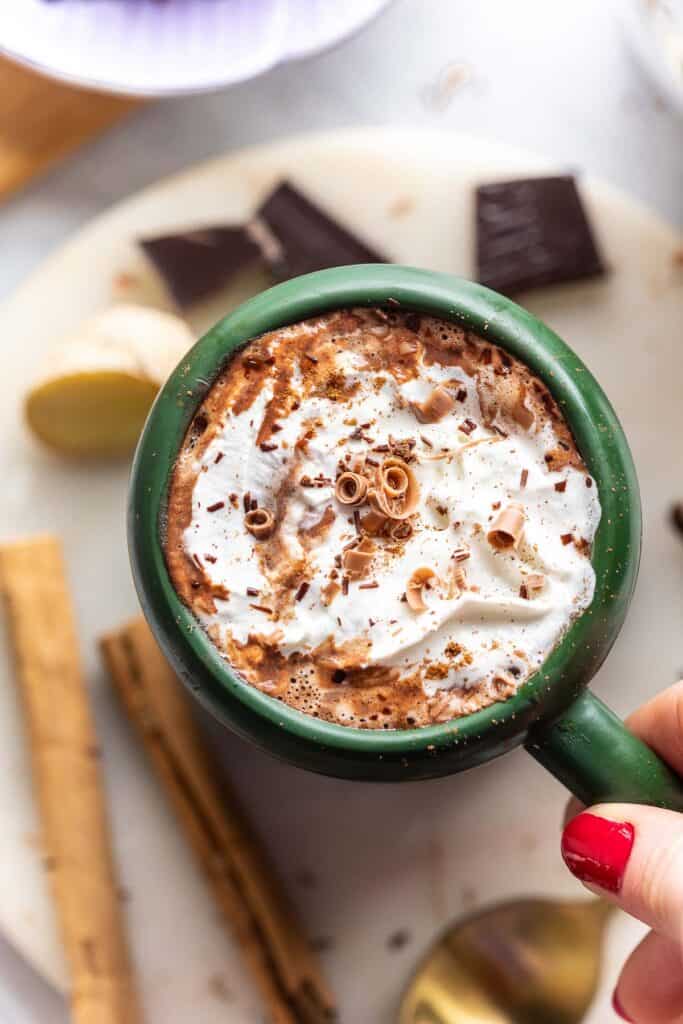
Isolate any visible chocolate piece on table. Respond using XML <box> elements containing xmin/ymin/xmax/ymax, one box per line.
<box><xmin>476</xmin><ymin>176</ymin><xmax>606</xmax><ymax>296</ymax></box>
<box><xmin>140</xmin><ymin>227</ymin><xmax>263</xmax><ymax>307</ymax></box>
<box><xmin>254</xmin><ymin>181</ymin><xmax>388</xmax><ymax>280</ymax></box>
<box><xmin>670</xmin><ymin>502</ymin><xmax>683</xmax><ymax>537</ymax></box>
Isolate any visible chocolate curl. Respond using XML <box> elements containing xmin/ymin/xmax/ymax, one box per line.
<box><xmin>369</xmin><ymin>457</ymin><xmax>420</xmax><ymax>520</ymax></box>
<box><xmin>410</xmin><ymin>385</ymin><xmax>455</xmax><ymax>424</ymax></box>
<box><xmin>342</xmin><ymin>537</ymin><xmax>375</xmax><ymax>578</ymax></box>
<box><xmin>244</xmin><ymin>508</ymin><xmax>275</xmax><ymax>539</ymax></box>
<box><xmin>487</xmin><ymin>502</ymin><xmax>526</xmax><ymax>550</ymax></box>
<box><xmin>406</xmin><ymin>567</ymin><xmax>437</xmax><ymax>613</ymax></box>
<box><xmin>334</xmin><ymin>472</ymin><xmax>368</xmax><ymax>506</ymax></box>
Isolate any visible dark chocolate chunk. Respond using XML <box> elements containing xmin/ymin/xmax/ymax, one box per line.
<box><xmin>670</xmin><ymin>502</ymin><xmax>683</xmax><ymax>537</ymax></box>
<box><xmin>140</xmin><ymin>226</ymin><xmax>262</xmax><ymax>307</ymax></box>
<box><xmin>476</xmin><ymin>176</ymin><xmax>606</xmax><ymax>296</ymax></box>
<box><xmin>253</xmin><ymin>181</ymin><xmax>388</xmax><ymax>281</ymax></box>
<box><xmin>386</xmin><ymin>928</ymin><xmax>412</xmax><ymax>951</ymax></box>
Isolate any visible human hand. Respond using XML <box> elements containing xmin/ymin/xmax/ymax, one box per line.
<box><xmin>561</xmin><ymin>681</ymin><xmax>683</xmax><ymax>1022</ymax></box>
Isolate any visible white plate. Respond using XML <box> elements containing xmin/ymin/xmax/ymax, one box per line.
<box><xmin>0</xmin><ymin>0</ymin><xmax>393</xmax><ymax>97</ymax></box>
<box><xmin>0</xmin><ymin>128</ymin><xmax>681</xmax><ymax>1022</ymax></box>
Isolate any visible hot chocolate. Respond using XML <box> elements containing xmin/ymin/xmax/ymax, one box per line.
<box><xmin>165</xmin><ymin>308</ymin><xmax>601</xmax><ymax>729</ymax></box>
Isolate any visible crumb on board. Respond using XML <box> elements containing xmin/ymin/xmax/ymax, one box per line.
<box><xmin>387</xmin><ymin>928</ymin><xmax>412</xmax><ymax>951</ymax></box>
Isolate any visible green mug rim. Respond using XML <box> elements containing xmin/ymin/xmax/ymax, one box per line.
<box><xmin>129</xmin><ymin>265</ymin><xmax>640</xmax><ymax>759</ymax></box>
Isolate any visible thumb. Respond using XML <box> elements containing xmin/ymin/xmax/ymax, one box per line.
<box><xmin>561</xmin><ymin>805</ymin><xmax>683</xmax><ymax>945</ymax></box>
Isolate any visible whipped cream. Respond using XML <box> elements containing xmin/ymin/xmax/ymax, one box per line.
<box><xmin>171</xmin><ymin>310</ymin><xmax>601</xmax><ymax>727</ymax></box>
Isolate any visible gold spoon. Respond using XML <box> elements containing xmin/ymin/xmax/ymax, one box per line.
<box><xmin>398</xmin><ymin>897</ymin><xmax>615</xmax><ymax>1024</ymax></box>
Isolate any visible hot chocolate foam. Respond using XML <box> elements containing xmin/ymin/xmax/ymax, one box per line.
<box><xmin>166</xmin><ymin>309</ymin><xmax>601</xmax><ymax>728</ymax></box>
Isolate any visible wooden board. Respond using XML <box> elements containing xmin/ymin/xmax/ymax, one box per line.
<box><xmin>0</xmin><ymin>129</ymin><xmax>680</xmax><ymax>1022</ymax></box>
<box><xmin>0</xmin><ymin>57</ymin><xmax>137</xmax><ymax>201</ymax></box>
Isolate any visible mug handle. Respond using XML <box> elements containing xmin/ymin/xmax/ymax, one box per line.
<box><xmin>526</xmin><ymin>690</ymin><xmax>683</xmax><ymax>810</ymax></box>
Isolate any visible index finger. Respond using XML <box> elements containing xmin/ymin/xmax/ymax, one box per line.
<box><xmin>625</xmin><ymin>679</ymin><xmax>683</xmax><ymax>779</ymax></box>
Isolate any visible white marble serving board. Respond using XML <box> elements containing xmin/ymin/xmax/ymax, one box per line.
<box><xmin>0</xmin><ymin>128</ymin><xmax>680</xmax><ymax>1023</ymax></box>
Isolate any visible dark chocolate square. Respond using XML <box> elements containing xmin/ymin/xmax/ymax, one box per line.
<box><xmin>476</xmin><ymin>176</ymin><xmax>606</xmax><ymax>296</ymax></box>
<box><xmin>254</xmin><ymin>181</ymin><xmax>388</xmax><ymax>281</ymax></box>
<box><xmin>140</xmin><ymin>226</ymin><xmax>263</xmax><ymax>308</ymax></box>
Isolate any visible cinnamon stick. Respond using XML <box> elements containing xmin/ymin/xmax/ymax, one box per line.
<box><xmin>100</xmin><ymin>616</ymin><xmax>336</xmax><ymax>1024</ymax></box>
<box><xmin>0</xmin><ymin>536</ymin><xmax>142</xmax><ymax>1024</ymax></box>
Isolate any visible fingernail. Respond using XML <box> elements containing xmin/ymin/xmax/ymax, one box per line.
<box><xmin>561</xmin><ymin>812</ymin><xmax>634</xmax><ymax>893</ymax></box>
<box><xmin>612</xmin><ymin>989</ymin><xmax>635</xmax><ymax>1021</ymax></box>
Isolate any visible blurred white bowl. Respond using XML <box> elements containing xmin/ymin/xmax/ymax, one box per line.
<box><xmin>0</xmin><ymin>0</ymin><xmax>394</xmax><ymax>98</ymax></box>
<box><xmin>620</xmin><ymin>0</ymin><xmax>683</xmax><ymax>114</ymax></box>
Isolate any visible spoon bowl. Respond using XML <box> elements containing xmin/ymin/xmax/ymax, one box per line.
<box><xmin>399</xmin><ymin>897</ymin><xmax>614</xmax><ymax>1024</ymax></box>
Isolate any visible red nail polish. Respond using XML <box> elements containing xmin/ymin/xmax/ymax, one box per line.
<box><xmin>561</xmin><ymin>812</ymin><xmax>634</xmax><ymax>893</ymax></box>
<box><xmin>612</xmin><ymin>990</ymin><xmax>635</xmax><ymax>1021</ymax></box>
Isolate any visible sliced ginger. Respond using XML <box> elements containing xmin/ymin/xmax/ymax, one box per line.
<box><xmin>25</xmin><ymin>304</ymin><xmax>194</xmax><ymax>457</ymax></box>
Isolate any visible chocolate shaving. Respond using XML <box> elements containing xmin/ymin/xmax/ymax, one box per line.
<box><xmin>214</xmin><ymin>452</ymin><xmax>224</xmax><ymax>464</ymax></box>
<box><xmin>259</xmin><ymin>442</ymin><xmax>278</xmax><ymax>452</ymax></box>
<box><xmin>525</xmin><ymin>573</ymin><xmax>545</xmax><ymax>598</ymax></box>
<box><xmin>359</xmin><ymin>582</ymin><xmax>379</xmax><ymax>590</ymax></box>
<box><xmin>450</xmin><ymin>565</ymin><xmax>467</xmax><ymax>594</ymax></box>
<box><xmin>554</xmin><ymin>480</ymin><xmax>567</xmax><ymax>493</ymax></box>
<box><xmin>246</xmin><ymin>587</ymin><xmax>259</xmax><ymax>597</ymax></box>
<box><xmin>294</xmin><ymin>581</ymin><xmax>310</xmax><ymax>602</ymax></box>
<box><xmin>389</xmin><ymin>520</ymin><xmax>413</xmax><ymax>541</ymax></box>
<box><xmin>207</xmin><ymin>502</ymin><xmax>225</xmax><ymax>513</ymax></box>
<box><xmin>410</xmin><ymin>386</ymin><xmax>455</xmax><ymax>424</ymax></box>
<box><xmin>249</xmin><ymin>604</ymin><xmax>273</xmax><ymax>615</ymax></box>
<box><xmin>459</xmin><ymin>419</ymin><xmax>477</xmax><ymax>435</ymax></box>
<box><xmin>560</xmin><ymin>533</ymin><xmax>573</xmax><ymax>545</ymax></box>
<box><xmin>243</xmin><ymin>492</ymin><xmax>251</xmax><ymax>513</ymax></box>
<box><xmin>520</xmin><ymin>469</ymin><xmax>528</xmax><ymax>489</ymax></box>
<box><xmin>342</xmin><ymin>538</ymin><xmax>376</xmax><ymax>579</ymax></box>
<box><xmin>451</xmin><ymin>546</ymin><xmax>470</xmax><ymax>563</ymax></box>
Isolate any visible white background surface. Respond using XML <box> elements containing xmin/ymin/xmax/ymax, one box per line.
<box><xmin>0</xmin><ymin>1</ymin><xmax>681</xmax><ymax>1021</ymax></box>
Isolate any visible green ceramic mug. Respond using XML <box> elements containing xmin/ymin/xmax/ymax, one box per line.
<box><xmin>130</xmin><ymin>265</ymin><xmax>683</xmax><ymax>808</ymax></box>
